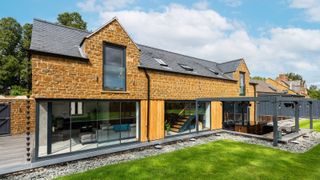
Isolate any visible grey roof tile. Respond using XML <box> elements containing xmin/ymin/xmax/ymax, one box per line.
<box><xmin>138</xmin><ymin>44</ymin><xmax>241</xmax><ymax>81</ymax></box>
<box><xmin>30</xmin><ymin>19</ymin><xmax>90</xmax><ymax>59</ymax></box>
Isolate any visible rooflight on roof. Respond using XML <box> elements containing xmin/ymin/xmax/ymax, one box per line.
<box><xmin>179</xmin><ymin>64</ymin><xmax>193</xmax><ymax>71</ymax></box>
<box><xmin>154</xmin><ymin>58</ymin><xmax>168</xmax><ymax>66</ymax></box>
<box><xmin>208</xmin><ymin>68</ymin><xmax>219</xmax><ymax>75</ymax></box>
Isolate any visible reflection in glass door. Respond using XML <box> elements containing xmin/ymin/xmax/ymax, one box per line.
<box><xmin>198</xmin><ymin>102</ymin><xmax>211</xmax><ymax>131</ymax></box>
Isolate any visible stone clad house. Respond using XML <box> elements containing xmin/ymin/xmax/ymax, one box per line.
<box><xmin>27</xmin><ymin>17</ymin><xmax>256</xmax><ymax>159</ymax></box>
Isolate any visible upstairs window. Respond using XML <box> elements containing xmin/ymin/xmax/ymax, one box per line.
<box><xmin>239</xmin><ymin>72</ymin><xmax>245</xmax><ymax>96</ymax></box>
<box><xmin>103</xmin><ymin>43</ymin><xmax>126</xmax><ymax>91</ymax></box>
<box><xmin>179</xmin><ymin>64</ymin><xmax>193</xmax><ymax>71</ymax></box>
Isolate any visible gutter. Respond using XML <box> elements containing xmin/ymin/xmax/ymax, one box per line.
<box><xmin>28</xmin><ymin>49</ymin><xmax>89</xmax><ymax>61</ymax></box>
<box><xmin>143</xmin><ymin>68</ymin><xmax>151</xmax><ymax>142</ymax></box>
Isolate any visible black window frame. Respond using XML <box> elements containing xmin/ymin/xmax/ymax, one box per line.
<box><xmin>102</xmin><ymin>42</ymin><xmax>127</xmax><ymax>91</ymax></box>
<box><xmin>35</xmin><ymin>99</ymin><xmax>141</xmax><ymax>160</ymax></box>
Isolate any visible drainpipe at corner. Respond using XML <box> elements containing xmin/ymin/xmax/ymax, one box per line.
<box><xmin>143</xmin><ymin>68</ymin><xmax>150</xmax><ymax>142</ymax></box>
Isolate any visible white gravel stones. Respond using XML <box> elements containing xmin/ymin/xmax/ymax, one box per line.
<box><xmin>2</xmin><ymin>131</ymin><xmax>320</xmax><ymax>180</ymax></box>
<box><xmin>154</xmin><ymin>145</ymin><xmax>163</xmax><ymax>149</ymax></box>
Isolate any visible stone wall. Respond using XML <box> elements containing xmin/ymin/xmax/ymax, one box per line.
<box><xmin>32</xmin><ymin>19</ymin><xmax>147</xmax><ymax>100</ymax></box>
<box><xmin>31</xmin><ymin>19</ymin><xmax>255</xmax><ymax>101</ymax></box>
<box><xmin>0</xmin><ymin>97</ymin><xmax>35</xmax><ymax>135</ymax></box>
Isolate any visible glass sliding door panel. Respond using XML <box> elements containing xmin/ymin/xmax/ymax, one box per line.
<box><xmin>165</xmin><ymin>101</ymin><xmax>196</xmax><ymax>136</ymax></box>
<box><xmin>120</xmin><ymin>102</ymin><xmax>138</xmax><ymax>143</ymax></box>
<box><xmin>97</xmin><ymin>101</ymin><xmax>121</xmax><ymax>147</ymax></box>
<box><xmin>38</xmin><ymin>102</ymin><xmax>48</xmax><ymax>157</ymax></box>
<box><xmin>51</xmin><ymin>101</ymin><xmax>71</xmax><ymax>155</ymax></box>
<box><xmin>71</xmin><ymin>101</ymin><xmax>98</xmax><ymax>152</ymax></box>
<box><xmin>198</xmin><ymin>102</ymin><xmax>211</xmax><ymax>131</ymax></box>
<box><xmin>187</xmin><ymin>102</ymin><xmax>196</xmax><ymax>133</ymax></box>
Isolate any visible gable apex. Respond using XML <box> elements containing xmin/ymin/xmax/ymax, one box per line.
<box><xmin>81</xmin><ymin>17</ymin><xmax>140</xmax><ymax>50</ymax></box>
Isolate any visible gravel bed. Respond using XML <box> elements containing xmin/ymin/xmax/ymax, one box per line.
<box><xmin>2</xmin><ymin>131</ymin><xmax>320</xmax><ymax>180</ymax></box>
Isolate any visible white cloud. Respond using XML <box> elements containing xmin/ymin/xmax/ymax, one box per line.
<box><xmin>221</xmin><ymin>0</ymin><xmax>242</xmax><ymax>7</ymax></box>
<box><xmin>95</xmin><ymin>3</ymin><xmax>320</xmax><ymax>84</ymax></box>
<box><xmin>193</xmin><ymin>0</ymin><xmax>209</xmax><ymax>10</ymax></box>
<box><xmin>77</xmin><ymin>0</ymin><xmax>136</xmax><ymax>12</ymax></box>
<box><xmin>290</xmin><ymin>0</ymin><xmax>320</xmax><ymax>22</ymax></box>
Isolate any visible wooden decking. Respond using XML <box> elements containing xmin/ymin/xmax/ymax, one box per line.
<box><xmin>0</xmin><ymin>134</ymin><xmax>32</xmax><ymax>169</ymax></box>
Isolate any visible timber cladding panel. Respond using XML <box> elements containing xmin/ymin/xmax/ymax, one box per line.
<box><xmin>250</xmin><ymin>101</ymin><xmax>255</xmax><ymax>125</ymax></box>
<box><xmin>140</xmin><ymin>100</ymin><xmax>148</xmax><ymax>142</ymax></box>
<box><xmin>211</xmin><ymin>101</ymin><xmax>223</xmax><ymax>130</ymax></box>
<box><xmin>0</xmin><ymin>98</ymin><xmax>35</xmax><ymax>135</ymax></box>
<box><xmin>140</xmin><ymin>100</ymin><xmax>165</xmax><ymax>142</ymax></box>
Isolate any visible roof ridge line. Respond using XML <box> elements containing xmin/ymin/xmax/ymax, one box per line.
<box><xmin>33</xmin><ymin>18</ymin><xmax>91</xmax><ymax>34</ymax></box>
<box><xmin>218</xmin><ymin>58</ymin><xmax>243</xmax><ymax>65</ymax></box>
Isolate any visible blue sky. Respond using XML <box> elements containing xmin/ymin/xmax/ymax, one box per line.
<box><xmin>1</xmin><ymin>0</ymin><xmax>320</xmax><ymax>85</ymax></box>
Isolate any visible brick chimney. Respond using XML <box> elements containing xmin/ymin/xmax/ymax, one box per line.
<box><xmin>277</xmin><ymin>74</ymin><xmax>288</xmax><ymax>82</ymax></box>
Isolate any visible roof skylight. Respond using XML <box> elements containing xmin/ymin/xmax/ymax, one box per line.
<box><xmin>208</xmin><ymin>68</ymin><xmax>219</xmax><ymax>75</ymax></box>
<box><xmin>153</xmin><ymin>58</ymin><xmax>168</xmax><ymax>66</ymax></box>
<box><xmin>179</xmin><ymin>64</ymin><xmax>193</xmax><ymax>71</ymax></box>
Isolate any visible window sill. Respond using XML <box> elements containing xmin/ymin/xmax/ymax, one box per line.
<box><xmin>101</xmin><ymin>91</ymin><xmax>130</xmax><ymax>94</ymax></box>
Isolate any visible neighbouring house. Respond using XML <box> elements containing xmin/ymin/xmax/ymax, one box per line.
<box><xmin>250</xmin><ymin>79</ymin><xmax>303</xmax><ymax>97</ymax></box>
<box><xmin>265</xmin><ymin>78</ymin><xmax>299</xmax><ymax>96</ymax></box>
<box><xmin>6</xmin><ymin>17</ymin><xmax>257</xmax><ymax>159</ymax></box>
<box><xmin>276</xmin><ymin>74</ymin><xmax>308</xmax><ymax>97</ymax></box>
<box><xmin>250</xmin><ymin>79</ymin><xmax>285</xmax><ymax>96</ymax></box>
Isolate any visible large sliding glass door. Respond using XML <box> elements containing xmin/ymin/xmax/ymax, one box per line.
<box><xmin>37</xmin><ymin>100</ymin><xmax>139</xmax><ymax>158</ymax></box>
<box><xmin>164</xmin><ymin>101</ymin><xmax>211</xmax><ymax>137</ymax></box>
<box><xmin>223</xmin><ymin>102</ymin><xmax>249</xmax><ymax>130</ymax></box>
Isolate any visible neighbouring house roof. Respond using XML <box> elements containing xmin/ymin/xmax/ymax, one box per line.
<box><xmin>30</xmin><ymin>18</ymin><xmax>245</xmax><ymax>81</ymax></box>
<box><xmin>250</xmin><ymin>80</ymin><xmax>283</xmax><ymax>94</ymax></box>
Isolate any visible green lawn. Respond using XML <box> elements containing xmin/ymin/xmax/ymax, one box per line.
<box><xmin>300</xmin><ymin>119</ymin><xmax>320</xmax><ymax>132</ymax></box>
<box><xmin>58</xmin><ymin>140</ymin><xmax>320</xmax><ymax>180</ymax></box>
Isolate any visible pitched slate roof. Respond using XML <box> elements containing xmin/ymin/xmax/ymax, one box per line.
<box><xmin>250</xmin><ymin>79</ymin><xmax>283</xmax><ymax>94</ymax></box>
<box><xmin>30</xmin><ymin>19</ymin><xmax>90</xmax><ymax>59</ymax></box>
<box><xmin>138</xmin><ymin>44</ymin><xmax>241</xmax><ymax>80</ymax></box>
<box><xmin>217</xmin><ymin>60</ymin><xmax>242</xmax><ymax>73</ymax></box>
<box><xmin>30</xmin><ymin>19</ymin><xmax>244</xmax><ymax>81</ymax></box>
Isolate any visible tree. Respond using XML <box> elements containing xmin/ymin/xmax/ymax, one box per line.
<box><xmin>285</xmin><ymin>73</ymin><xmax>303</xmax><ymax>81</ymax></box>
<box><xmin>308</xmin><ymin>85</ymin><xmax>320</xmax><ymax>100</ymax></box>
<box><xmin>57</xmin><ymin>12</ymin><xmax>87</xmax><ymax>30</ymax></box>
<box><xmin>0</xmin><ymin>17</ymin><xmax>22</xmax><ymax>56</ymax></box>
<box><xmin>19</xmin><ymin>23</ymin><xmax>33</xmax><ymax>89</ymax></box>
<box><xmin>0</xmin><ymin>17</ymin><xmax>31</xmax><ymax>95</ymax></box>
<box><xmin>251</xmin><ymin>76</ymin><xmax>266</xmax><ymax>81</ymax></box>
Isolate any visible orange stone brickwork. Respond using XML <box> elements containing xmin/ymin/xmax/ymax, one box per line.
<box><xmin>31</xmin><ymin>19</ymin><xmax>255</xmax><ymax>101</ymax></box>
<box><xmin>0</xmin><ymin>98</ymin><xmax>36</xmax><ymax>135</ymax></box>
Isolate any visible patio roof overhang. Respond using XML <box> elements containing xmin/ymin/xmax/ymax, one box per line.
<box><xmin>195</xmin><ymin>96</ymin><xmax>320</xmax><ymax>147</ymax></box>
<box><xmin>196</xmin><ymin>96</ymin><xmax>319</xmax><ymax>103</ymax></box>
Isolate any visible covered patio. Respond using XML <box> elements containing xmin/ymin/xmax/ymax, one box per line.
<box><xmin>196</xmin><ymin>96</ymin><xmax>320</xmax><ymax>146</ymax></box>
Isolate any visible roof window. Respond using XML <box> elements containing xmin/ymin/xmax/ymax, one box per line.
<box><xmin>154</xmin><ymin>58</ymin><xmax>168</xmax><ymax>66</ymax></box>
<box><xmin>208</xmin><ymin>68</ymin><xmax>219</xmax><ymax>75</ymax></box>
<box><xmin>179</xmin><ymin>64</ymin><xmax>193</xmax><ymax>71</ymax></box>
